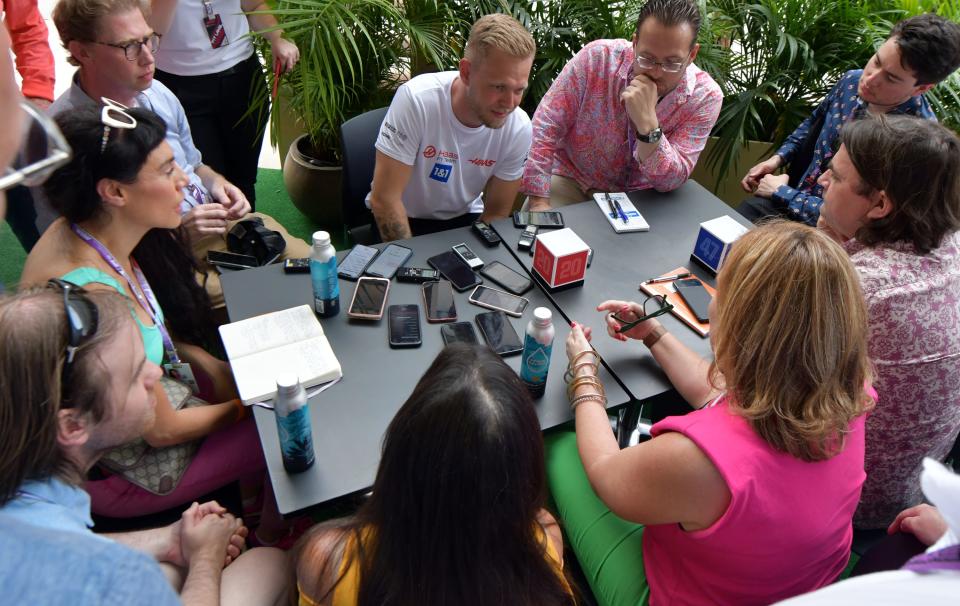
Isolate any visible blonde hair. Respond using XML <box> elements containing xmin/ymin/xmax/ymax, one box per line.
<box><xmin>53</xmin><ymin>0</ymin><xmax>150</xmax><ymax>66</ymax></box>
<box><xmin>710</xmin><ymin>221</ymin><xmax>873</xmax><ymax>461</ymax></box>
<box><xmin>465</xmin><ymin>13</ymin><xmax>536</xmax><ymax>63</ymax></box>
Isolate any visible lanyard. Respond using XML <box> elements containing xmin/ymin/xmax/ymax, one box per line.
<box><xmin>202</xmin><ymin>0</ymin><xmax>215</xmax><ymax>20</ymax></box>
<box><xmin>70</xmin><ymin>224</ymin><xmax>180</xmax><ymax>364</ymax></box>
<box><xmin>185</xmin><ymin>183</ymin><xmax>207</xmax><ymax>208</ymax></box>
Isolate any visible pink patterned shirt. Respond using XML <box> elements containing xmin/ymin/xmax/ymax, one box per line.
<box><xmin>522</xmin><ymin>39</ymin><xmax>722</xmax><ymax>198</ymax></box>
<box><xmin>845</xmin><ymin>231</ymin><xmax>960</xmax><ymax>528</ymax></box>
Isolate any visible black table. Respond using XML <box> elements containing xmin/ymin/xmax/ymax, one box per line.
<box><xmin>221</xmin><ymin>226</ymin><xmax>628</xmax><ymax>515</ymax></box>
<box><xmin>491</xmin><ymin>180</ymin><xmax>751</xmax><ymax>403</ymax></box>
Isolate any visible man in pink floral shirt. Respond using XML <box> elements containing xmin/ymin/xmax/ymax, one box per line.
<box><xmin>817</xmin><ymin>115</ymin><xmax>960</xmax><ymax>529</ymax></box>
<box><xmin>523</xmin><ymin>0</ymin><xmax>722</xmax><ymax>209</ymax></box>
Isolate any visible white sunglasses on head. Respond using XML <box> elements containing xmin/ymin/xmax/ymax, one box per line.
<box><xmin>99</xmin><ymin>97</ymin><xmax>138</xmax><ymax>153</ymax></box>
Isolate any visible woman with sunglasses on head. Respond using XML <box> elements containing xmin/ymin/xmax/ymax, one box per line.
<box><xmin>294</xmin><ymin>344</ymin><xmax>574</xmax><ymax>606</ymax></box>
<box><xmin>20</xmin><ymin>104</ymin><xmax>295</xmax><ymax>545</ymax></box>
<box><xmin>553</xmin><ymin>221</ymin><xmax>875</xmax><ymax>605</ymax></box>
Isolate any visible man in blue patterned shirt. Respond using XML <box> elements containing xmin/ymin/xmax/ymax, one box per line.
<box><xmin>738</xmin><ymin>14</ymin><xmax>960</xmax><ymax>225</ymax></box>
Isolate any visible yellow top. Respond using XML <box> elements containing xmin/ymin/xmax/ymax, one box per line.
<box><xmin>298</xmin><ymin>525</ymin><xmax>571</xmax><ymax>606</ymax></box>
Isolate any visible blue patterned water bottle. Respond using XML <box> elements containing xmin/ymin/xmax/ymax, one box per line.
<box><xmin>310</xmin><ymin>231</ymin><xmax>339</xmax><ymax>317</ymax></box>
<box><xmin>520</xmin><ymin>307</ymin><xmax>555</xmax><ymax>398</ymax></box>
<box><xmin>274</xmin><ymin>374</ymin><xmax>315</xmax><ymax>473</ymax></box>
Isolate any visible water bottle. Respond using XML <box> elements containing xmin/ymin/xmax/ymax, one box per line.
<box><xmin>274</xmin><ymin>374</ymin><xmax>315</xmax><ymax>473</ymax></box>
<box><xmin>310</xmin><ymin>231</ymin><xmax>339</xmax><ymax>317</ymax></box>
<box><xmin>520</xmin><ymin>307</ymin><xmax>555</xmax><ymax>398</ymax></box>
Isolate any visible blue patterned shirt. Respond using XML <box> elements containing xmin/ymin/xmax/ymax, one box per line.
<box><xmin>773</xmin><ymin>69</ymin><xmax>935</xmax><ymax>225</ymax></box>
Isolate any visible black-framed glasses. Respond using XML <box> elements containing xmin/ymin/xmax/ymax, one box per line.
<box><xmin>95</xmin><ymin>32</ymin><xmax>161</xmax><ymax>61</ymax></box>
<box><xmin>0</xmin><ymin>100</ymin><xmax>72</xmax><ymax>191</ymax></box>
<box><xmin>633</xmin><ymin>52</ymin><xmax>689</xmax><ymax>74</ymax></box>
<box><xmin>610</xmin><ymin>295</ymin><xmax>673</xmax><ymax>334</ymax></box>
<box><xmin>48</xmin><ymin>279</ymin><xmax>99</xmax><ymax>403</ymax></box>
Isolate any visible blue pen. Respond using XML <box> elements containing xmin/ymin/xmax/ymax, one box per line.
<box><xmin>613</xmin><ymin>199</ymin><xmax>629</xmax><ymax>223</ymax></box>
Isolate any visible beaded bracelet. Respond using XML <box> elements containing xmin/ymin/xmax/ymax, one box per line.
<box><xmin>563</xmin><ymin>361</ymin><xmax>600</xmax><ymax>383</ymax></box>
<box><xmin>570</xmin><ymin>393</ymin><xmax>607</xmax><ymax>411</ymax></box>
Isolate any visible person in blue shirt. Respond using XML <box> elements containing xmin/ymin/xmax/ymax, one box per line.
<box><xmin>0</xmin><ymin>285</ymin><xmax>288</xmax><ymax>605</ymax></box>
<box><xmin>738</xmin><ymin>13</ymin><xmax>960</xmax><ymax>225</ymax></box>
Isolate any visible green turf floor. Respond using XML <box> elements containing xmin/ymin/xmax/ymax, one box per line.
<box><xmin>0</xmin><ymin>168</ymin><xmax>345</xmax><ymax>291</ymax></box>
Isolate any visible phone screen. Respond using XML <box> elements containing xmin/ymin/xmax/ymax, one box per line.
<box><xmin>388</xmin><ymin>304</ymin><xmax>421</xmax><ymax>348</ymax></box>
<box><xmin>480</xmin><ymin>261</ymin><xmax>532</xmax><ymax>295</ymax></box>
<box><xmin>475</xmin><ymin>311</ymin><xmax>523</xmax><ymax>356</ymax></box>
<box><xmin>674</xmin><ymin>278</ymin><xmax>712</xmax><ymax>323</ymax></box>
<box><xmin>349</xmin><ymin>278</ymin><xmax>390</xmax><ymax>317</ymax></box>
<box><xmin>339</xmin><ymin>244</ymin><xmax>379</xmax><ymax>279</ymax></box>
<box><xmin>365</xmin><ymin>244</ymin><xmax>412</xmax><ymax>279</ymax></box>
<box><xmin>422</xmin><ymin>280</ymin><xmax>457</xmax><ymax>322</ymax></box>
<box><xmin>469</xmin><ymin>285</ymin><xmax>528</xmax><ymax>316</ymax></box>
<box><xmin>427</xmin><ymin>251</ymin><xmax>481</xmax><ymax>291</ymax></box>
<box><xmin>441</xmin><ymin>322</ymin><xmax>478</xmax><ymax>345</ymax></box>
<box><xmin>513</xmin><ymin>211</ymin><xmax>564</xmax><ymax>228</ymax></box>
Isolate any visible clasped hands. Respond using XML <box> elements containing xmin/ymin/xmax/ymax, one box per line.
<box><xmin>181</xmin><ymin>177</ymin><xmax>250</xmax><ymax>240</ymax></box>
<box><xmin>164</xmin><ymin>500</ymin><xmax>248</xmax><ymax>570</ymax></box>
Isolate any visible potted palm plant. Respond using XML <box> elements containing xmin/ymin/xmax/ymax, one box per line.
<box><xmin>248</xmin><ymin>0</ymin><xmax>459</xmax><ymax>227</ymax></box>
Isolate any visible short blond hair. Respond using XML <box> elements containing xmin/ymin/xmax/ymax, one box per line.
<box><xmin>711</xmin><ymin>221</ymin><xmax>873</xmax><ymax>462</ymax></box>
<box><xmin>465</xmin><ymin>13</ymin><xmax>536</xmax><ymax>63</ymax></box>
<box><xmin>53</xmin><ymin>0</ymin><xmax>150</xmax><ymax>66</ymax></box>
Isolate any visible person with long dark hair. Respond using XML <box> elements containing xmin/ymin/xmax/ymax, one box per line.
<box><xmin>294</xmin><ymin>344</ymin><xmax>574</xmax><ymax>606</ymax></box>
<box><xmin>20</xmin><ymin>104</ymin><xmax>292</xmax><ymax>545</ymax></box>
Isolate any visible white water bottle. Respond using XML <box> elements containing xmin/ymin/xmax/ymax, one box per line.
<box><xmin>310</xmin><ymin>231</ymin><xmax>339</xmax><ymax>317</ymax></box>
<box><xmin>520</xmin><ymin>307</ymin><xmax>555</xmax><ymax>398</ymax></box>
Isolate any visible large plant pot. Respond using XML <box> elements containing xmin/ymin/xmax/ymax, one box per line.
<box><xmin>283</xmin><ymin>134</ymin><xmax>343</xmax><ymax>230</ymax></box>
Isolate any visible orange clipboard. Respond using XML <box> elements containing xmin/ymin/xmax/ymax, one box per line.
<box><xmin>638</xmin><ymin>266</ymin><xmax>714</xmax><ymax>338</ymax></box>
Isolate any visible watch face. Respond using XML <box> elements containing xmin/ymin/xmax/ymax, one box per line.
<box><xmin>638</xmin><ymin>127</ymin><xmax>662</xmax><ymax>144</ymax></box>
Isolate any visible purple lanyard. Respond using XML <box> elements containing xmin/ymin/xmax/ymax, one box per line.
<box><xmin>70</xmin><ymin>224</ymin><xmax>180</xmax><ymax>364</ymax></box>
<box><xmin>185</xmin><ymin>183</ymin><xmax>206</xmax><ymax>207</ymax></box>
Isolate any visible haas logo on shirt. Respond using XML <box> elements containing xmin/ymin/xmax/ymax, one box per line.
<box><xmin>423</xmin><ymin>145</ymin><xmax>437</xmax><ymax>159</ymax></box>
<box><xmin>469</xmin><ymin>158</ymin><xmax>496</xmax><ymax>167</ymax></box>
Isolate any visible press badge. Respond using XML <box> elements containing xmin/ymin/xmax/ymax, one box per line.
<box><xmin>164</xmin><ymin>362</ymin><xmax>200</xmax><ymax>394</ymax></box>
<box><xmin>429</xmin><ymin>162</ymin><xmax>453</xmax><ymax>183</ymax></box>
<box><xmin>202</xmin><ymin>0</ymin><xmax>228</xmax><ymax>49</ymax></box>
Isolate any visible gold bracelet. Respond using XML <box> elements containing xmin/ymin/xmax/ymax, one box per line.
<box><xmin>564</xmin><ymin>361</ymin><xmax>599</xmax><ymax>383</ymax></box>
<box><xmin>570</xmin><ymin>393</ymin><xmax>607</xmax><ymax>411</ymax></box>
<box><xmin>643</xmin><ymin>325</ymin><xmax>668</xmax><ymax>349</ymax></box>
<box><xmin>566</xmin><ymin>376</ymin><xmax>605</xmax><ymax>399</ymax></box>
<box><xmin>568</xmin><ymin>349</ymin><xmax>600</xmax><ymax>369</ymax></box>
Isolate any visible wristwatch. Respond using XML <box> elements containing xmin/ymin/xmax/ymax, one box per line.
<box><xmin>636</xmin><ymin>126</ymin><xmax>662</xmax><ymax>144</ymax></box>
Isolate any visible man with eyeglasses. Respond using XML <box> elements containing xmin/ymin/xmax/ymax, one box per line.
<box><xmin>738</xmin><ymin>14</ymin><xmax>960</xmax><ymax>226</ymax></box>
<box><xmin>522</xmin><ymin>0</ymin><xmax>721</xmax><ymax>210</ymax></box>
<box><xmin>37</xmin><ymin>0</ymin><xmax>310</xmax><ymax>307</ymax></box>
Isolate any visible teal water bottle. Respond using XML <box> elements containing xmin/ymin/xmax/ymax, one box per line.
<box><xmin>520</xmin><ymin>307</ymin><xmax>555</xmax><ymax>398</ymax></box>
<box><xmin>274</xmin><ymin>374</ymin><xmax>315</xmax><ymax>473</ymax></box>
<box><xmin>310</xmin><ymin>231</ymin><xmax>339</xmax><ymax>317</ymax></box>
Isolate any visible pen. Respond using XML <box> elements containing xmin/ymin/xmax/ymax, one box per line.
<box><xmin>613</xmin><ymin>199</ymin><xmax>628</xmax><ymax>223</ymax></box>
<box><xmin>644</xmin><ymin>272</ymin><xmax>692</xmax><ymax>284</ymax></box>
<box><xmin>605</xmin><ymin>193</ymin><xmax>617</xmax><ymax>219</ymax></box>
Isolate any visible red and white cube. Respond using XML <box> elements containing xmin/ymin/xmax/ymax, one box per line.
<box><xmin>532</xmin><ymin>228</ymin><xmax>589</xmax><ymax>289</ymax></box>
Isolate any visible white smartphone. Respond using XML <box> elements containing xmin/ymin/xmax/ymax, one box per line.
<box><xmin>467</xmin><ymin>285</ymin><xmax>529</xmax><ymax>317</ymax></box>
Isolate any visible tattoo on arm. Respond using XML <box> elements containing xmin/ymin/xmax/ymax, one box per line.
<box><xmin>379</xmin><ymin>218</ymin><xmax>412</xmax><ymax>242</ymax></box>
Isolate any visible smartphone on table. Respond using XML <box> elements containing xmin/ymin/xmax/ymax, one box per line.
<box><xmin>475</xmin><ymin>311</ymin><xmax>524</xmax><ymax>356</ymax></box>
<box><xmin>427</xmin><ymin>250</ymin><xmax>482</xmax><ymax>292</ymax></box>
<box><xmin>388</xmin><ymin>304</ymin><xmax>421</xmax><ymax>348</ymax></box>
<box><xmin>674</xmin><ymin>278</ymin><xmax>712</xmax><ymax>324</ymax></box>
<box><xmin>468</xmin><ymin>285</ymin><xmax>529</xmax><ymax>317</ymax></box>
<box><xmin>512</xmin><ymin>210</ymin><xmax>565</xmax><ymax>229</ymax></box>
<box><xmin>347</xmin><ymin>277</ymin><xmax>390</xmax><ymax>320</ymax></box>
<box><xmin>421</xmin><ymin>280</ymin><xmax>457</xmax><ymax>323</ymax></box>
<box><xmin>440</xmin><ymin>322</ymin><xmax>479</xmax><ymax>346</ymax></box>
<box><xmin>338</xmin><ymin>244</ymin><xmax>379</xmax><ymax>280</ymax></box>
<box><xmin>480</xmin><ymin>261</ymin><xmax>532</xmax><ymax>295</ymax></box>
<box><xmin>365</xmin><ymin>243</ymin><xmax>412</xmax><ymax>279</ymax></box>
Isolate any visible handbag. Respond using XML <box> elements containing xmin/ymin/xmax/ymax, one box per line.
<box><xmin>98</xmin><ymin>375</ymin><xmax>205</xmax><ymax>495</ymax></box>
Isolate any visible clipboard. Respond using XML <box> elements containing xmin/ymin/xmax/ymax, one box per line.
<box><xmin>639</xmin><ymin>266</ymin><xmax>714</xmax><ymax>338</ymax></box>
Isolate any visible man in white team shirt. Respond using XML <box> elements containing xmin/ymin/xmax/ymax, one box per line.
<box><xmin>368</xmin><ymin>13</ymin><xmax>535</xmax><ymax>242</ymax></box>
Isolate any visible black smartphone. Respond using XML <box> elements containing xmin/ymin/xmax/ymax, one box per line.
<box><xmin>440</xmin><ymin>321</ymin><xmax>479</xmax><ymax>346</ymax></box>
<box><xmin>674</xmin><ymin>278</ymin><xmax>712</xmax><ymax>323</ymax></box>
<box><xmin>207</xmin><ymin>250</ymin><xmax>259</xmax><ymax>270</ymax></box>
<box><xmin>365</xmin><ymin>243</ymin><xmax>413</xmax><ymax>279</ymax></box>
<box><xmin>347</xmin><ymin>277</ymin><xmax>390</xmax><ymax>320</ymax></box>
<box><xmin>388</xmin><ymin>304</ymin><xmax>421</xmax><ymax>348</ymax></box>
<box><xmin>468</xmin><ymin>285</ymin><xmax>529</xmax><ymax>317</ymax></box>
<box><xmin>426</xmin><ymin>250</ymin><xmax>482</xmax><ymax>292</ymax></box>
<box><xmin>512</xmin><ymin>210</ymin><xmax>564</xmax><ymax>229</ymax></box>
<box><xmin>479</xmin><ymin>261</ymin><xmax>532</xmax><ymax>295</ymax></box>
<box><xmin>421</xmin><ymin>280</ymin><xmax>457</xmax><ymax>323</ymax></box>
<box><xmin>338</xmin><ymin>244</ymin><xmax>379</xmax><ymax>280</ymax></box>
<box><xmin>475</xmin><ymin>311</ymin><xmax>523</xmax><ymax>356</ymax></box>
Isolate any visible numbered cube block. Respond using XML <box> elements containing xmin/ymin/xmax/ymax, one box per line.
<box><xmin>692</xmin><ymin>216</ymin><xmax>749</xmax><ymax>274</ymax></box>
<box><xmin>532</xmin><ymin>228</ymin><xmax>589</xmax><ymax>290</ymax></box>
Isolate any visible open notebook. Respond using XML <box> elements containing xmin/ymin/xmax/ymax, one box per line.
<box><xmin>219</xmin><ymin>305</ymin><xmax>343</xmax><ymax>405</ymax></box>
